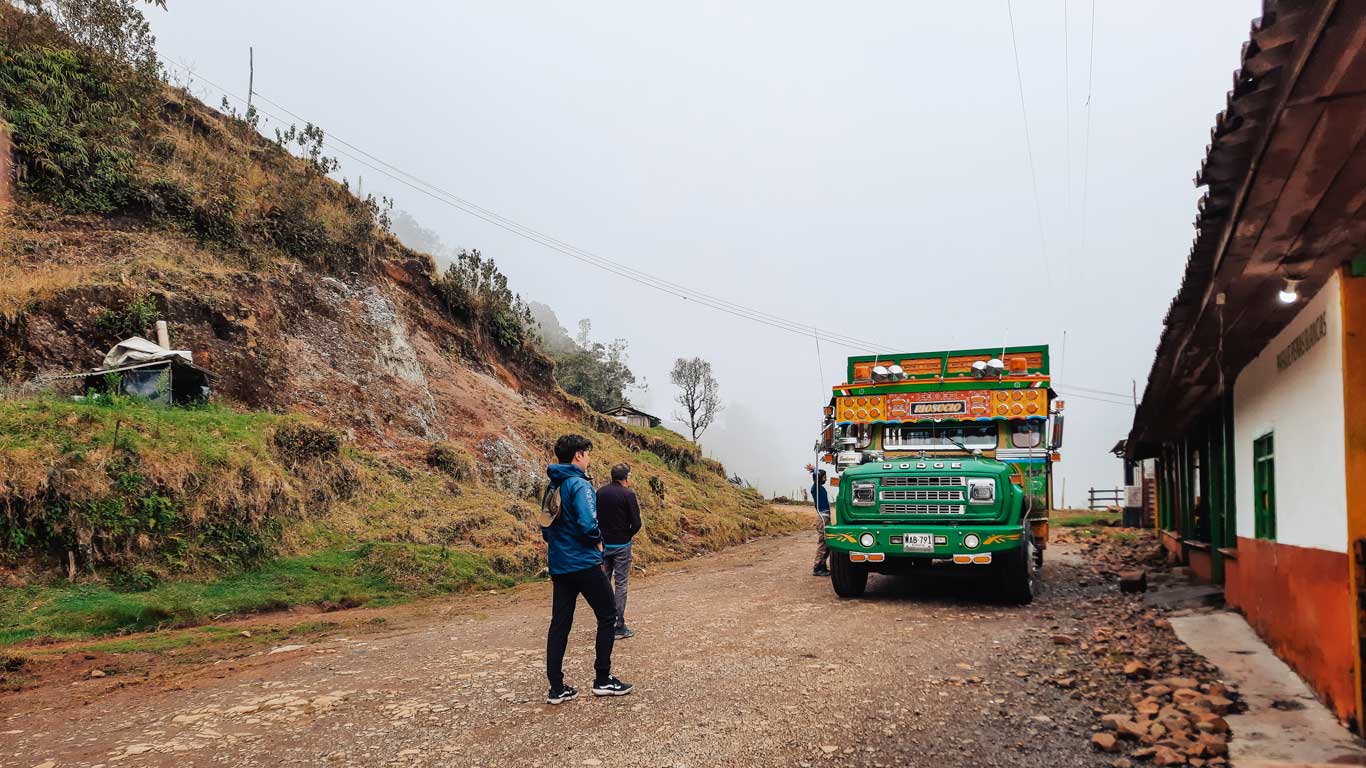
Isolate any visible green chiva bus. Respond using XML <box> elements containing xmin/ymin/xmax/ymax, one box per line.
<box><xmin>817</xmin><ymin>345</ymin><xmax>1063</xmax><ymax>604</ymax></box>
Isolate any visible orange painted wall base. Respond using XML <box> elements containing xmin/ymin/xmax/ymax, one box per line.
<box><xmin>1226</xmin><ymin>536</ymin><xmax>1354</xmax><ymax>723</ymax></box>
<box><xmin>1161</xmin><ymin>530</ymin><xmax>1182</xmax><ymax>562</ymax></box>
<box><xmin>1186</xmin><ymin>547</ymin><xmax>1213</xmax><ymax>583</ymax></box>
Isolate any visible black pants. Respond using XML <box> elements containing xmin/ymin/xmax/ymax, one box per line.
<box><xmin>546</xmin><ymin>564</ymin><xmax>616</xmax><ymax>689</ymax></box>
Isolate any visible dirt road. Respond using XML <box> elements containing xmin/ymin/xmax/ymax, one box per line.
<box><xmin>3</xmin><ymin>524</ymin><xmax>1118</xmax><ymax>768</ymax></box>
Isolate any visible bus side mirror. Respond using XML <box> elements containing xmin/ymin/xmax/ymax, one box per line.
<box><xmin>1051</xmin><ymin>414</ymin><xmax>1065</xmax><ymax>450</ymax></box>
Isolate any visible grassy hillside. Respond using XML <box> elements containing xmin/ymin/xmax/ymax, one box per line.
<box><xmin>0</xmin><ymin>6</ymin><xmax>800</xmax><ymax>647</ymax></box>
<box><xmin>0</xmin><ymin>395</ymin><xmax>795</xmax><ymax>644</ymax></box>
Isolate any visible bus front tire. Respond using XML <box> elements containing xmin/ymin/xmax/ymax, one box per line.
<box><xmin>830</xmin><ymin>550</ymin><xmax>868</xmax><ymax>598</ymax></box>
<box><xmin>996</xmin><ymin>538</ymin><xmax>1037</xmax><ymax>606</ymax></box>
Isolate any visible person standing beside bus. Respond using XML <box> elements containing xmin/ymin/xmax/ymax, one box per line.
<box><xmin>806</xmin><ymin>463</ymin><xmax>831</xmax><ymax>576</ymax></box>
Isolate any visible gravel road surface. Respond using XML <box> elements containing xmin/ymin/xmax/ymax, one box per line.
<box><xmin>4</xmin><ymin>527</ymin><xmax>1118</xmax><ymax>768</ymax></box>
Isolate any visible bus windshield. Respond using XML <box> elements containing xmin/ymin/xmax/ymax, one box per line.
<box><xmin>883</xmin><ymin>424</ymin><xmax>996</xmax><ymax>451</ymax></box>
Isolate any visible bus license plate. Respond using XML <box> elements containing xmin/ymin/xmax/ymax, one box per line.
<box><xmin>903</xmin><ymin>533</ymin><xmax>934</xmax><ymax>552</ymax></box>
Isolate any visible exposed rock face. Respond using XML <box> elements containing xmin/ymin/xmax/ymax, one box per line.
<box><xmin>358</xmin><ymin>285</ymin><xmax>426</xmax><ymax>388</ymax></box>
<box><xmin>477</xmin><ymin>434</ymin><xmax>542</xmax><ymax>499</ymax></box>
<box><xmin>0</xmin><ymin>229</ymin><xmax>550</xmax><ymax>453</ymax></box>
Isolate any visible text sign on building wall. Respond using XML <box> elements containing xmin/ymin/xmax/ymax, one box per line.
<box><xmin>1276</xmin><ymin>312</ymin><xmax>1328</xmax><ymax>372</ymax></box>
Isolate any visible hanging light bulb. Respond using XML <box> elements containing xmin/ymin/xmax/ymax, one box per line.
<box><xmin>1278</xmin><ymin>278</ymin><xmax>1300</xmax><ymax>304</ymax></box>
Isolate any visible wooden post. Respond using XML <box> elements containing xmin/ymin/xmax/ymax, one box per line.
<box><xmin>0</xmin><ymin>120</ymin><xmax>12</xmax><ymax>214</ymax></box>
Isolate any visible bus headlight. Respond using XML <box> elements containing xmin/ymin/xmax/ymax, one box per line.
<box><xmin>968</xmin><ymin>478</ymin><xmax>996</xmax><ymax>504</ymax></box>
<box><xmin>963</xmin><ymin>533</ymin><xmax>981</xmax><ymax>549</ymax></box>
<box><xmin>859</xmin><ymin>532</ymin><xmax>876</xmax><ymax>548</ymax></box>
<box><xmin>852</xmin><ymin>481</ymin><xmax>876</xmax><ymax>506</ymax></box>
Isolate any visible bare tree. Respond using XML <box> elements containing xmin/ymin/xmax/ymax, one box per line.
<box><xmin>671</xmin><ymin>357</ymin><xmax>723</xmax><ymax>442</ymax></box>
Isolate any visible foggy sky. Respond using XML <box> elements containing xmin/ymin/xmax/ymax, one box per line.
<box><xmin>148</xmin><ymin>1</ymin><xmax>1259</xmax><ymax>502</ymax></box>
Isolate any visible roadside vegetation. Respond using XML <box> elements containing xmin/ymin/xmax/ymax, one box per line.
<box><xmin>0</xmin><ymin>396</ymin><xmax>797</xmax><ymax>645</ymax></box>
<box><xmin>0</xmin><ymin>545</ymin><xmax>503</xmax><ymax>645</ymax></box>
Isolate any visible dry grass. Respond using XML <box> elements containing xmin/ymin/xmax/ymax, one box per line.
<box><xmin>0</xmin><ymin>263</ymin><xmax>88</xmax><ymax>320</ymax></box>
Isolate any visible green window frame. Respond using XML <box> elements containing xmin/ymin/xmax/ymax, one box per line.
<box><xmin>1253</xmin><ymin>433</ymin><xmax>1276</xmax><ymax>540</ymax></box>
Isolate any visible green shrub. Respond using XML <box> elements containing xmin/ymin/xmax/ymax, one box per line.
<box><xmin>490</xmin><ymin>309</ymin><xmax>525</xmax><ymax>350</ymax></box>
<box><xmin>258</xmin><ymin>205</ymin><xmax>330</xmax><ymax>259</ymax></box>
<box><xmin>93</xmin><ymin>294</ymin><xmax>158</xmax><ymax>337</ymax></box>
<box><xmin>109</xmin><ymin>565</ymin><xmax>159</xmax><ymax>592</ymax></box>
<box><xmin>191</xmin><ymin>193</ymin><xmax>242</xmax><ymax>248</ymax></box>
<box><xmin>129</xmin><ymin>176</ymin><xmax>194</xmax><ymax>220</ymax></box>
<box><xmin>433</xmin><ymin>250</ymin><xmax>536</xmax><ymax>350</ymax></box>
<box><xmin>0</xmin><ymin>43</ymin><xmax>142</xmax><ymax>212</ymax></box>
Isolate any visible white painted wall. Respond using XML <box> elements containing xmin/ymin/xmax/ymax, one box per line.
<box><xmin>1232</xmin><ymin>272</ymin><xmax>1346</xmax><ymax>552</ymax></box>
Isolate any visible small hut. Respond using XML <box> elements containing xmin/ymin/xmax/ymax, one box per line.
<box><xmin>602</xmin><ymin>404</ymin><xmax>661</xmax><ymax>429</ymax></box>
<box><xmin>76</xmin><ymin>325</ymin><xmax>212</xmax><ymax>405</ymax></box>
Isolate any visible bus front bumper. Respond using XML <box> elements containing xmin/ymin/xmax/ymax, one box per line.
<box><xmin>824</xmin><ymin>522</ymin><xmax>1028</xmax><ymax>562</ymax></box>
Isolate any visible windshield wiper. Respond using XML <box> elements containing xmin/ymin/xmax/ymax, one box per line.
<box><xmin>942</xmin><ymin>433</ymin><xmax>975</xmax><ymax>455</ymax></box>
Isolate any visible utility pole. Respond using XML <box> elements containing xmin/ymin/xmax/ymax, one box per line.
<box><xmin>247</xmin><ymin>47</ymin><xmax>254</xmax><ymax>112</ymax></box>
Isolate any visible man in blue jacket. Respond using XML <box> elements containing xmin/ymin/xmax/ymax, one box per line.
<box><xmin>542</xmin><ymin>434</ymin><xmax>634</xmax><ymax>705</ymax></box>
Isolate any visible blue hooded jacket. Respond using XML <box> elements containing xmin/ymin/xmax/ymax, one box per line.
<box><xmin>541</xmin><ymin>463</ymin><xmax>603</xmax><ymax>575</ymax></box>
<box><xmin>811</xmin><ymin>471</ymin><xmax>830</xmax><ymax>518</ymax></box>
<box><xmin>808</xmin><ymin>470</ymin><xmax>830</xmax><ymax>511</ymax></box>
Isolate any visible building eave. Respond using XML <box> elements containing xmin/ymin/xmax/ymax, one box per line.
<box><xmin>1128</xmin><ymin>0</ymin><xmax>1366</xmax><ymax>459</ymax></box>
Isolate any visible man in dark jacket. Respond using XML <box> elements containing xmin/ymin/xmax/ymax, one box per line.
<box><xmin>542</xmin><ymin>434</ymin><xmax>633</xmax><ymax>705</ymax></box>
<box><xmin>806</xmin><ymin>463</ymin><xmax>831</xmax><ymax>576</ymax></box>
<box><xmin>597</xmin><ymin>463</ymin><xmax>642</xmax><ymax>639</ymax></box>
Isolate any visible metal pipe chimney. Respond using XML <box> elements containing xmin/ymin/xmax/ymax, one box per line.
<box><xmin>155</xmin><ymin>320</ymin><xmax>170</xmax><ymax>349</ymax></box>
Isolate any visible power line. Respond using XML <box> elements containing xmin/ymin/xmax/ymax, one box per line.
<box><xmin>1063</xmin><ymin>0</ymin><xmax>1071</xmax><ymax>261</ymax></box>
<box><xmin>1005</xmin><ymin>0</ymin><xmax>1052</xmax><ymax>289</ymax></box>
<box><xmin>167</xmin><ymin>60</ymin><xmax>1136</xmax><ymax>401</ymax></box>
<box><xmin>1078</xmin><ymin>0</ymin><xmax>1097</xmax><ymax>261</ymax></box>
<box><xmin>1055</xmin><ymin>389</ymin><xmax>1134</xmax><ymax>407</ymax></box>
<box><xmin>1054</xmin><ymin>382</ymin><xmax>1134</xmax><ymax>399</ymax></box>
<box><xmin>163</xmin><ymin>60</ymin><xmax>905</xmax><ymax>355</ymax></box>
<box><xmin>234</xmin><ymin>84</ymin><xmax>910</xmax><ymax>354</ymax></box>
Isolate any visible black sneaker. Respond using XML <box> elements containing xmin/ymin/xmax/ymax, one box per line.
<box><xmin>546</xmin><ymin>684</ymin><xmax>578</xmax><ymax>705</ymax></box>
<box><xmin>614</xmin><ymin>626</ymin><xmax>635</xmax><ymax>640</ymax></box>
<box><xmin>591</xmin><ymin>676</ymin><xmax>634</xmax><ymax>697</ymax></box>
<box><xmin>813</xmin><ymin>566</ymin><xmax>830</xmax><ymax>577</ymax></box>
